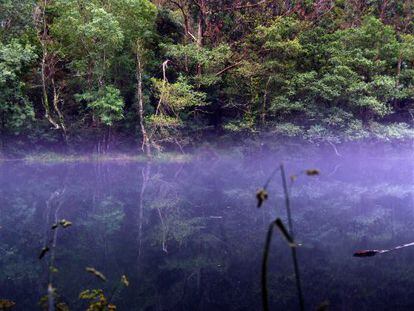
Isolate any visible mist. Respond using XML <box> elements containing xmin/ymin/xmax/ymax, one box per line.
<box><xmin>0</xmin><ymin>143</ymin><xmax>413</xmax><ymax>310</ymax></box>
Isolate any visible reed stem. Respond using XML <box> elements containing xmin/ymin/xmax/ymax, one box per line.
<box><xmin>280</xmin><ymin>164</ymin><xmax>304</xmax><ymax>311</ymax></box>
<box><xmin>261</xmin><ymin>221</ymin><xmax>276</xmax><ymax>311</ymax></box>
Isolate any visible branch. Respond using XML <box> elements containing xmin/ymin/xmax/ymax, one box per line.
<box><xmin>169</xmin><ymin>0</ymin><xmax>197</xmax><ymax>42</ymax></box>
<box><xmin>214</xmin><ymin>48</ymin><xmax>249</xmax><ymax>77</ymax></box>
<box><xmin>215</xmin><ymin>59</ymin><xmax>244</xmax><ymax>76</ymax></box>
<box><xmin>187</xmin><ymin>31</ymin><xmax>197</xmax><ymax>42</ymax></box>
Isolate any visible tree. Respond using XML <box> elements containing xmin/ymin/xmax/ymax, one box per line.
<box><xmin>0</xmin><ymin>40</ymin><xmax>36</xmax><ymax>150</ymax></box>
<box><xmin>109</xmin><ymin>0</ymin><xmax>157</xmax><ymax>156</ymax></box>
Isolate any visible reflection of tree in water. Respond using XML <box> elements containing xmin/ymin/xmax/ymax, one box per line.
<box><xmin>0</xmin><ymin>157</ymin><xmax>413</xmax><ymax>310</ymax></box>
<box><xmin>137</xmin><ymin>163</ymin><xmax>151</xmax><ymax>258</ymax></box>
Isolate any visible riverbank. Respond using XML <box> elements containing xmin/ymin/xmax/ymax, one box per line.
<box><xmin>0</xmin><ymin>138</ymin><xmax>412</xmax><ymax>164</ymax></box>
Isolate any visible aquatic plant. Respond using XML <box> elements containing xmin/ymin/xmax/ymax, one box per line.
<box><xmin>79</xmin><ymin>289</ymin><xmax>116</xmax><ymax>311</ymax></box>
<box><xmin>258</xmin><ymin>164</ymin><xmax>320</xmax><ymax>311</ymax></box>
<box><xmin>37</xmin><ymin>188</ymin><xmax>69</xmax><ymax>311</ymax></box>
<box><xmin>80</xmin><ymin>273</ymin><xmax>130</xmax><ymax>310</ymax></box>
<box><xmin>261</xmin><ymin>218</ymin><xmax>299</xmax><ymax>311</ymax></box>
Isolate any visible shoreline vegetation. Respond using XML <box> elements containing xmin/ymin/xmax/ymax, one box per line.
<box><xmin>1</xmin><ymin>1</ymin><xmax>414</xmax><ymax>157</ymax></box>
<box><xmin>0</xmin><ymin>151</ymin><xmax>192</xmax><ymax>163</ymax></box>
<box><xmin>0</xmin><ymin>139</ymin><xmax>412</xmax><ymax>164</ymax></box>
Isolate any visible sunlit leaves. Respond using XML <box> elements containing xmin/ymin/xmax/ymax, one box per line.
<box><xmin>163</xmin><ymin>43</ymin><xmax>232</xmax><ymax>79</ymax></box>
<box><xmin>52</xmin><ymin>1</ymin><xmax>124</xmax><ymax>57</ymax></box>
<box><xmin>76</xmin><ymin>86</ymin><xmax>125</xmax><ymax>126</ymax></box>
<box><xmin>151</xmin><ymin>76</ymin><xmax>207</xmax><ymax>117</ymax></box>
<box><xmin>79</xmin><ymin>289</ymin><xmax>115</xmax><ymax>310</ymax></box>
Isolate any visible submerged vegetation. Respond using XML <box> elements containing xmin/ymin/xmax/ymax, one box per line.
<box><xmin>1</xmin><ymin>1</ymin><xmax>414</xmax><ymax>309</ymax></box>
<box><xmin>0</xmin><ymin>149</ymin><xmax>413</xmax><ymax>309</ymax></box>
<box><xmin>1</xmin><ymin>1</ymin><xmax>414</xmax><ymax>155</ymax></box>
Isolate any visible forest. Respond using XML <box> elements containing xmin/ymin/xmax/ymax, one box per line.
<box><xmin>1</xmin><ymin>0</ymin><xmax>414</xmax><ymax>156</ymax></box>
<box><xmin>1</xmin><ymin>2</ymin><xmax>414</xmax><ymax>310</ymax></box>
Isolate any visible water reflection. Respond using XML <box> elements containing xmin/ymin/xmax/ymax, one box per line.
<box><xmin>0</xmin><ymin>149</ymin><xmax>413</xmax><ymax>310</ymax></box>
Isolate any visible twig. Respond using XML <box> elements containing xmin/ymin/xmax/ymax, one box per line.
<box><xmin>327</xmin><ymin>141</ymin><xmax>342</xmax><ymax>157</ymax></box>
<box><xmin>262</xmin><ymin>167</ymin><xmax>280</xmax><ymax>190</ymax></box>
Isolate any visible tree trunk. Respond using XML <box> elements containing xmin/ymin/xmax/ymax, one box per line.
<box><xmin>196</xmin><ymin>10</ymin><xmax>204</xmax><ymax>76</ymax></box>
<box><xmin>136</xmin><ymin>46</ymin><xmax>152</xmax><ymax>157</ymax></box>
<box><xmin>51</xmin><ymin>78</ymin><xmax>68</xmax><ymax>143</ymax></box>
<box><xmin>37</xmin><ymin>0</ymin><xmax>67</xmax><ymax>143</ymax></box>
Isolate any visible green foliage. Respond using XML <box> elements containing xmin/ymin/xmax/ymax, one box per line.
<box><xmin>0</xmin><ymin>40</ymin><xmax>35</xmax><ymax>135</ymax></box>
<box><xmin>79</xmin><ymin>289</ymin><xmax>116</xmax><ymax>311</ymax></box>
<box><xmin>110</xmin><ymin>0</ymin><xmax>157</xmax><ymax>43</ymax></box>
<box><xmin>1</xmin><ymin>1</ymin><xmax>414</xmax><ymax>151</ymax></box>
<box><xmin>163</xmin><ymin>43</ymin><xmax>232</xmax><ymax>85</ymax></box>
<box><xmin>152</xmin><ymin>76</ymin><xmax>207</xmax><ymax>112</ymax></box>
<box><xmin>76</xmin><ymin>86</ymin><xmax>124</xmax><ymax>127</ymax></box>
<box><xmin>233</xmin><ymin>15</ymin><xmax>414</xmax><ymax>142</ymax></box>
<box><xmin>0</xmin><ymin>0</ymin><xmax>34</xmax><ymax>41</ymax></box>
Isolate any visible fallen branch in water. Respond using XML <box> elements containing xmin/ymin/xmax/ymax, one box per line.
<box><xmin>354</xmin><ymin>242</ymin><xmax>414</xmax><ymax>257</ymax></box>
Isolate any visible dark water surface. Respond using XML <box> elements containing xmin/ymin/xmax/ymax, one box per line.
<box><xmin>0</xmin><ymin>147</ymin><xmax>413</xmax><ymax>310</ymax></box>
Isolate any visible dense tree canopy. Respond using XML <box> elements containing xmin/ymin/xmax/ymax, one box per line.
<box><xmin>0</xmin><ymin>0</ymin><xmax>413</xmax><ymax>154</ymax></box>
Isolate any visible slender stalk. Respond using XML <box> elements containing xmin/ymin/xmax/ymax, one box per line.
<box><xmin>135</xmin><ymin>43</ymin><xmax>151</xmax><ymax>157</ymax></box>
<box><xmin>280</xmin><ymin>164</ymin><xmax>305</xmax><ymax>311</ymax></box>
<box><xmin>280</xmin><ymin>164</ymin><xmax>294</xmax><ymax>237</ymax></box>
<box><xmin>261</xmin><ymin>220</ymin><xmax>276</xmax><ymax>311</ymax></box>
<box><xmin>263</xmin><ymin>167</ymin><xmax>280</xmax><ymax>190</ymax></box>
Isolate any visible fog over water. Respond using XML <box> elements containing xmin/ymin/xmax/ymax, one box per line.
<box><xmin>0</xmin><ymin>144</ymin><xmax>413</xmax><ymax>310</ymax></box>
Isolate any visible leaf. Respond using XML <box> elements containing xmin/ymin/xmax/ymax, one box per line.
<box><xmin>59</xmin><ymin>219</ymin><xmax>72</xmax><ymax>228</ymax></box>
<box><xmin>39</xmin><ymin>246</ymin><xmax>50</xmax><ymax>260</ymax></box>
<box><xmin>121</xmin><ymin>275</ymin><xmax>129</xmax><ymax>287</ymax></box>
<box><xmin>85</xmin><ymin>267</ymin><xmax>107</xmax><ymax>282</ymax></box>
<box><xmin>79</xmin><ymin>289</ymin><xmax>102</xmax><ymax>300</ymax></box>
<box><xmin>305</xmin><ymin>169</ymin><xmax>320</xmax><ymax>176</ymax></box>
<box><xmin>50</xmin><ymin>266</ymin><xmax>59</xmax><ymax>273</ymax></box>
<box><xmin>256</xmin><ymin>189</ymin><xmax>268</xmax><ymax>208</ymax></box>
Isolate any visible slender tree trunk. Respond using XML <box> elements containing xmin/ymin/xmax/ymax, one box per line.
<box><xmin>51</xmin><ymin>78</ymin><xmax>68</xmax><ymax>143</ymax></box>
<box><xmin>135</xmin><ymin>46</ymin><xmax>151</xmax><ymax>157</ymax></box>
<box><xmin>196</xmin><ymin>10</ymin><xmax>204</xmax><ymax>76</ymax></box>
<box><xmin>261</xmin><ymin>77</ymin><xmax>271</xmax><ymax>125</ymax></box>
<box><xmin>396</xmin><ymin>55</ymin><xmax>402</xmax><ymax>87</ymax></box>
<box><xmin>37</xmin><ymin>0</ymin><xmax>67</xmax><ymax>143</ymax></box>
<box><xmin>39</xmin><ymin>0</ymin><xmax>57</xmax><ymax>129</ymax></box>
<box><xmin>137</xmin><ymin>163</ymin><xmax>151</xmax><ymax>258</ymax></box>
